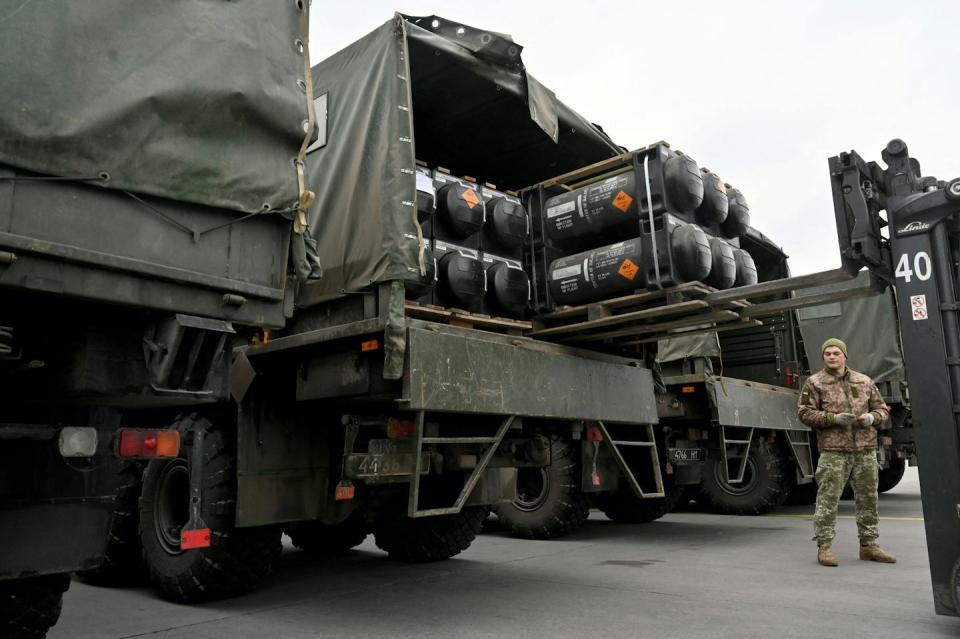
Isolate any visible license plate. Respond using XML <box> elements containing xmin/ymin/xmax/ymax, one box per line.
<box><xmin>344</xmin><ymin>453</ymin><xmax>430</xmax><ymax>478</ymax></box>
<box><xmin>669</xmin><ymin>447</ymin><xmax>704</xmax><ymax>462</ymax></box>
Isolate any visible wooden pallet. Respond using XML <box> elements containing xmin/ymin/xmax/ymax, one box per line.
<box><xmin>527</xmin><ymin>282</ymin><xmax>759</xmax><ymax>345</ymax></box>
<box><xmin>404</xmin><ymin>302</ymin><xmax>532</xmax><ymax>336</ymax></box>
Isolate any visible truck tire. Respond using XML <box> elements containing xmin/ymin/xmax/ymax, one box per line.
<box><xmin>699</xmin><ymin>439</ymin><xmax>791</xmax><ymax>515</ymax></box>
<box><xmin>286</xmin><ymin>511</ymin><xmax>369</xmax><ymax>555</ymax></box>
<box><xmin>492</xmin><ymin>434</ymin><xmax>590</xmax><ymax>539</ymax></box>
<box><xmin>878</xmin><ymin>458</ymin><xmax>906</xmax><ymax>493</ymax></box>
<box><xmin>139</xmin><ymin>415</ymin><xmax>281</xmax><ymax>603</ymax></box>
<box><xmin>597</xmin><ymin>479</ymin><xmax>681</xmax><ymax>523</ymax></box>
<box><xmin>75</xmin><ymin>462</ymin><xmax>147</xmax><ymax>586</ymax></box>
<box><xmin>0</xmin><ymin>574</ymin><xmax>70</xmax><ymax>639</ymax></box>
<box><xmin>373</xmin><ymin>506</ymin><xmax>487</xmax><ymax>562</ymax></box>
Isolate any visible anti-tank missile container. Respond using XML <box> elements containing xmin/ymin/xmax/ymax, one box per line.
<box><xmin>482</xmin><ymin>254</ymin><xmax>530</xmax><ymax>317</ymax></box>
<box><xmin>696</xmin><ymin>169</ymin><xmax>729</xmax><ymax>226</ymax></box>
<box><xmin>732</xmin><ymin>247</ymin><xmax>758</xmax><ymax>286</ymax></box>
<box><xmin>481</xmin><ymin>186</ymin><xmax>529</xmax><ymax>260</ymax></box>
<box><xmin>705</xmin><ymin>237</ymin><xmax>737</xmax><ymax>290</ymax></box>
<box><xmin>541</xmin><ymin>145</ymin><xmax>704</xmax><ymax>250</ymax></box>
<box><xmin>548</xmin><ymin>219</ymin><xmax>715</xmax><ymax>306</ymax></box>
<box><xmin>548</xmin><ymin>237</ymin><xmax>645</xmax><ymax>306</ymax></box>
<box><xmin>641</xmin><ymin>215</ymin><xmax>712</xmax><ymax>290</ymax></box>
<box><xmin>433</xmin><ymin>241</ymin><xmax>486</xmax><ymax>312</ymax></box>
<box><xmin>721</xmin><ymin>185</ymin><xmax>750</xmax><ymax>238</ymax></box>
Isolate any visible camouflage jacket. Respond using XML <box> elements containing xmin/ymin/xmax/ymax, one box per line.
<box><xmin>797</xmin><ymin>367</ymin><xmax>889</xmax><ymax>452</ymax></box>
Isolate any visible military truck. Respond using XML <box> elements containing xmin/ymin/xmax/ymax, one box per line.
<box><xmin>0</xmin><ymin>3</ymin><xmax>314</xmax><ymax>636</ymax></box>
<box><xmin>101</xmin><ymin>13</ymin><xmax>673</xmax><ymax>604</ymax></box>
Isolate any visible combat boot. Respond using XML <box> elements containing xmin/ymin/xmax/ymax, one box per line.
<box><xmin>817</xmin><ymin>544</ymin><xmax>839</xmax><ymax>567</ymax></box>
<box><xmin>859</xmin><ymin>543</ymin><xmax>896</xmax><ymax>563</ymax></box>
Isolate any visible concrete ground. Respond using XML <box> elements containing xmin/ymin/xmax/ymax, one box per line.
<box><xmin>52</xmin><ymin>467</ymin><xmax>960</xmax><ymax>639</ymax></box>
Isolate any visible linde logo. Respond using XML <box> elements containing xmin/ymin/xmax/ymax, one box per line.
<box><xmin>898</xmin><ymin>220</ymin><xmax>930</xmax><ymax>234</ymax></box>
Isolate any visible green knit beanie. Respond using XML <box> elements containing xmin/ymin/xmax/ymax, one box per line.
<box><xmin>821</xmin><ymin>338</ymin><xmax>848</xmax><ymax>357</ymax></box>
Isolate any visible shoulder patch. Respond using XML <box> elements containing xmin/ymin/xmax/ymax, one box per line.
<box><xmin>800</xmin><ymin>390</ymin><xmax>812</xmax><ymax>406</ymax></box>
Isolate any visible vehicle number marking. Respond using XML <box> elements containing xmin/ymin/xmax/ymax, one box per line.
<box><xmin>895</xmin><ymin>251</ymin><xmax>932</xmax><ymax>283</ymax></box>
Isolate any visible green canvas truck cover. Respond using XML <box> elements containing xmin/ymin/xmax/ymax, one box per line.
<box><xmin>797</xmin><ymin>270</ymin><xmax>905</xmax><ymax>384</ymax></box>
<box><xmin>0</xmin><ymin>0</ymin><xmax>312</xmax><ymax>215</ymax></box>
<box><xmin>300</xmin><ymin>13</ymin><xmax>622</xmax><ymax>302</ymax></box>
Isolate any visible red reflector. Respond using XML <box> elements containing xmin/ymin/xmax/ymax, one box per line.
<box><xmin>361</xmin><ymin>339</ymin><xmax>380</xmax><ymax>352</ymax></box>
<box><xmin>387</xmin><ymin>418</ymin><xmax>415</xmax><ymax>439</ymax></box>
<box><xmin>585</xmin><ymin>425</ymin><xmax>603</xmax><ymax>441</ymax></box>
<box><xmin>180</xmin><ymin>528</ymin><xmax>211</xmax><ymax>549</ymax></box>
<box><xmin>681</xmin><ymin>386</ymin><xmax>696</xmax><ymax>394</ymax></box>
<box><xmin>335</xmin><ymin>483</ymin><xmax>355</xmax><ymax>501</ymax></box>
<box><xmin>118</xmin><ymin>429</ymin><xmax>180</xmax><ymax>458</ymax></box>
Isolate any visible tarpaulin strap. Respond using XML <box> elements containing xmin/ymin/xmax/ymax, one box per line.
<box><xmin>293</xmin><ymin>1</ymin><xmax>317</xmax><ymax>235</ymax></box>
<box><xmin>643</xmin><ymin>153</ymin><xmax>662</xmax><ymax>289</ymax></box>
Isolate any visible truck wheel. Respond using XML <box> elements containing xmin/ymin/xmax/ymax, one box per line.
<box><xmin>699</xmin><ymin>439</ymin><xmax>791</xmax><ymax>515</ymax></box>
<box><xmin>75</xmin><ymin>462</ymin><xmax>147</xmax><ymax>586</ymax></box>
<box><xmin>878</xmin><ymin>458</ymin><xmax>906</xmax><ymax>493</ymax></box>
<box><xmin>597</xmin><ymin>479</ymin><xmax>681</xmax><ymax>523</ymax></box>
<box><xmin>373</xmin><ymin>506</ymin><xmax>487</xmax><ymax>562</ymax></box>
<box><xmin>492</xmin><ymin>434</ymin><xmax>590</xmax><ymax>539</ymax></box>
<box><xmin>139</xmin><ymin>415</ymin><xmax>281</xmax><ymax>603</ymax></box>
<box><xmin>286</xmin><ymin>511</ymin><xmax>369</xmax><ymax>555</ymax></box>
<box><xmin>0</xmin><ymin>574</ymin><xmax>70</xmax><ymax>639</ymax></box>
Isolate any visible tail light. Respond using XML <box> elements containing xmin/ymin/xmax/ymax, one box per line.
<box><xmin>118</xmin><ymin>429</ymin><xmax>180</xmax><ymax>458</ymax></box>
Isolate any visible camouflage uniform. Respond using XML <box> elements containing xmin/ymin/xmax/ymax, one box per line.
<box><xmin>797</xmin><ymin>367</ymin><xmax>889</xmax><ymax>546</ymax></box>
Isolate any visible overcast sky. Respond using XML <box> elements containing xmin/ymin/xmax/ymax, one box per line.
<box><xmin>310</xmin><ymin>2</ymin><xmax>959</xmax><ymax>275</ymax></box>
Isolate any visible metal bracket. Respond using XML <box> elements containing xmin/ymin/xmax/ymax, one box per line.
<box><xmin>595</xmin><ymin>421</ymin><xmax>665</xmax><ymax>499</ymax></box>
<box><xmin>180</xmin><ymin>426</ymin><xmax>211</xmax><ymax>549</ymax></box>
<box><xmin>407</xmin><ymin>412</ymin><xmax>514</xmax><ymax>518</ymax></box>
<box><xmin>720</xmin><ymin>425</ymin><xmax>755</xmax><ymax>484</ymax></box>
<box><xmin>783</xmin><ymin>430</ymin><xmax>815</xmax><ymax>481</ymax></box>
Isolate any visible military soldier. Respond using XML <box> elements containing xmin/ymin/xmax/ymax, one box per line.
<box><xmin>797</xmin><ymin>338</ymin><xmax>897</xmax><ymax>567</ymax></box>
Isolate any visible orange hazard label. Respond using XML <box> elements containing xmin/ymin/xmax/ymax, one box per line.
<box><xmin>612</xmin><ymin>190</ymin><xmax>633</xmax><ymax>213</ymax></box>
<box><xmin>462</xmin><ymin>188</ymin><xmax>480</xmax><ymax>209</ymax></box>
<box><xmin>618</xmin><ymin>258</ymin><xmax>639</xmax><ymax>281</ymax></box>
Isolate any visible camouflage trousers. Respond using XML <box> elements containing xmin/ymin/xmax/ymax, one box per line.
<box><xmin>813</xmin><ymin>450</ymin><xmax>879</xmax><ymax>546</ymax></box>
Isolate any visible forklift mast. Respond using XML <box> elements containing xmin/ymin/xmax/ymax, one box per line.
<box><xmin>831</xmin><ymin>139</ymin><xmax>960</xmax><ymax>615</ymax></box>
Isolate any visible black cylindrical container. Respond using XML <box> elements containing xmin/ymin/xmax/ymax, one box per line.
<box><xmin>664</xmin><ymin>152</ymin><xmax>705</xmax><ymax>213</ymax></box>
<box><xmin>486</xmin><ymin>198</ymin><xmax>529</xmax><ymax>249</ymax></box>
<box><xmin>696</xmin><ymin>170</ymin><xmax>729</xmax><ymax>225</ymax></box>
<box><xmin>486</xmin><ymin>261</ymin><xmax>530</xmax><ymax>316</ymax></box>
<box><xmin>548</xmin><ymin>238</ymin><xmax>644</xmax><ymax>306</ymax></box>
<box><xmin>437</xmin><ymin>251</ymin><xmax>486</xmax><ymax>310</ymax></box>
<box><xmin>705</xmin><ymin>238</ymin><xmax>736</xmax><ymax>289</ymax></box>
<box><xmin>542</xmin><ymin>151</ymin><xmax>705</xmax><ymax>248</ymax></box>
<box><xmin>721</xmin><ymin>185</ymin><xmax>750</xmax><ymax>238</ymax></box>
<box><xmin>543</xmin><ymin>172</ymin><xmax>638</xmax><ymax>248</ymax></box>
<box><xmin>436</xmin><ymin>183</ymin><xmax>484</xmax><ymax>238</ymax></box>
<box><xmin>404</xmin><ymin>249</ymin><xmax>438</xmax><ymax>299</ymax></box>
<box><xmin>733</xmin><ymin>248</ymin><xmax>758</xmax><ymax>287</ymax></box>
<box><xmin>671</xmin><ymin>223</ymin><xmax>712</xmax><ymax>282</ymax></box>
